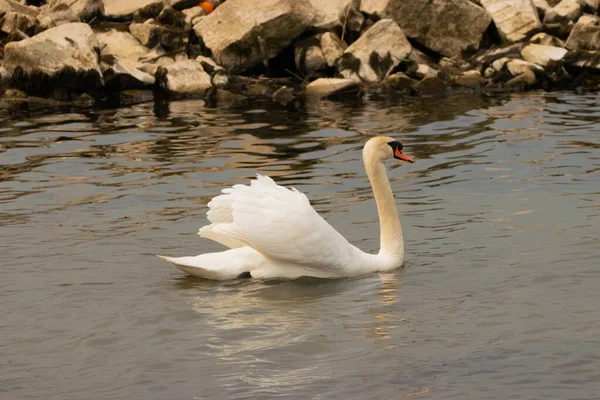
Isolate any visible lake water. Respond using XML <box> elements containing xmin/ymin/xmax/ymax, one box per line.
<box><xmin>1</xmin><ymin>91</ymin><xmax>599</xmax><ymax>399</ymax></box>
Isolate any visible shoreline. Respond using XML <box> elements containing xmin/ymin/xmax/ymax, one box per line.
<box><xmin>2</xmin><ymin>0</ymin><xmax>600</xmax><ymax>109</ymax></box>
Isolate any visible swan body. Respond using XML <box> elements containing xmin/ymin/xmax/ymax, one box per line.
<box><xmin>158</xmin><ymin>136</ymin><xmax>414</xmax><ymax>280</ymax></box>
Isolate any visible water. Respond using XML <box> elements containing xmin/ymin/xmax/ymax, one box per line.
<box><xmin>1</xmin><ymin>91</ymin><xmax>599</xmax><ymax>399</ymax></box>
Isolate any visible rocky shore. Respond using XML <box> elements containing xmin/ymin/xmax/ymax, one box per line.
<box><xmin>2</xmin><ymin>0</ymin><xmax>600</xmax><ymax>107</ymax></box>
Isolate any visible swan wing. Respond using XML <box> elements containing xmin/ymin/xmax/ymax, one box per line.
<box><xmin>199</xmin><ymin>174</ymin><xmax>357</xmax><ymax>271</ymax></box>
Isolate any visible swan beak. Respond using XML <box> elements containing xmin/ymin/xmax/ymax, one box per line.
<box><xmin>394</xmin><ymin>148</ymin><xmax>414</xmax><ymax>163</ymax></box>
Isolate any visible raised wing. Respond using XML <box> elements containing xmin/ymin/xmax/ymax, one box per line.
<box><xmin>199</xmin><ymin>175</ymin><xmax>358</xmax><ymax>271</ymax></box>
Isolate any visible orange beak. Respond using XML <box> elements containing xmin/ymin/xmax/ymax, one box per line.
<box><xmin>395</xmin><ymin>147</ymin><xmax>414</xmax><ymax>163</ymax></box>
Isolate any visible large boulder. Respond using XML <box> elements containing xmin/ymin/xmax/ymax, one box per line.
<box><xmin>378</xmin><ymin>0</ymin><xmax>492</xmax><ymax>57</ymax></box>
<box><xmin>193</xmin><ymin>0</ymin><xmax>314</xmax><ymax>73</ymax></box>
<box><xmin>3</xmin><ymin>22</ymin><xmax>103</xmax><ymax>93</ymax></box>
<box><xmin>337</xmin><ymin>19</ymin><xmax>411</xmax><ymax>82</ymax></box>
<box><xmin>480</xmin><ymin>0</ymin><xmax>542</xmax><ymax>42</ymax></box>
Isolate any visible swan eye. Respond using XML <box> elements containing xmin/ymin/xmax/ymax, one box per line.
<box><xmin>387</xmin><ymin>140</ymin><xmax>403</xmax><ymax>151</ymax></box>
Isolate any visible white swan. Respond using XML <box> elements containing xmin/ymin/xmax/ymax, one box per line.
<box><xmin>158</xmin><ymin>136</ymin><xmax>414</xmax><ymax>280</ymax></box>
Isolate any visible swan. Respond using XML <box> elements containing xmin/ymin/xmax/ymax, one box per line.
<box><xmin>158</xmin><ymin>136</ymin><xmax>414</xmax><ymax>280</ymax></box>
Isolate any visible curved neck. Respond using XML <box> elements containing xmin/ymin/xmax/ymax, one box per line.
<box><xmin>363</xmin><ymin>153</ymin><xmax>404</xmax><ymax>257</ymax></box>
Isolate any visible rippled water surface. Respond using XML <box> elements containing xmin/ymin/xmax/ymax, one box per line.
<box><xmin>2</xmin><ymin>92</ymin><xmax>599</xmax><ymax>399</ymax></box>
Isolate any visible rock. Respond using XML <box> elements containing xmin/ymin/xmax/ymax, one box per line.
<box><xmin>214</xmin><ymin>89</ymin><xmax>246</xmax><ymax>106</ymax></box>
<box><xmin>506</xmin><ymin>58</ymin><xmax>544</xmax><ymax>86</ymax></box>
<box><xmin>384</xmin><ymin>0</ymin><xmax>492</xmax><ymax>57</ymax></box>
<box><xmin>46</xmin><ymin>0</ymin><xmax>104</xmax><ymax>22</ymax></box>
<box><xmin>129</xmin><ymin>21</ymin><xmax>161</xmax><ymax>47</ymax></box>
<box><xmin>3</xmin><ymin>22</ymin><xmax>102</xmax><ymax>93</ymax></box>
<box><xmin>544</xmin><ymin>0</ymin><xmax>582</xmax><ymax>26</ymax></box>
<box><xmin>132</xmin><ymin>1</ymin><xmax>163</xmax><ymax>22</ymax></box>
<box><xmin>563</xmin><ymin>48</ymin><xmax>600</xmax><ymax>70</ymax></box>
<box><xmin>182</xmin><ymin>6</ymin><xmax>206</xmax><ymax>26</ymax></box>
<box><xmin>156</xmin><ymin>6</ymin><xmax>186</xmax><ymax>29</ymax></box>
<box><xmin>521</xmin><ymin>43</ymin><xmax>568</xmax><ymax>66</ymax></box>
<box><xmin>480</xmin><ymin>0</ymin><xmax>542</xmax><ymax>42</ymax></box>
<box><xmin>0</xmin><ymin>0</ymin><xmax>39</xmax><ymax>18</ymax></box>
<box><xmin>337</xmin><ymin>19</ymin><xmax>411</xmax><ymax>83</ymax></box>
<box><xmin>194</xmin><ymin>0</ymin><xmax>314</xmax><ymax>73</ymax></box>
<box><xmin>533</xmin><ymin>0</ymin><xmax>551</xmax><ymax>16</ymax></box>
<box><xmin>212</xmin><ymin>69</ymin><xmax>228</xmax><ymax>86</ymax></box>
<box><xmin>308</xmin><ymin>0</ymin><xmax>352</xmax><ymax>29</ymax></box>
<box><xmin>382</xmin><ymin>72</ymin><xmax>413</xmax><ymax>92</ymax></box>
<box><xmin>453</xmin><ymin>71</ymin><xmax>484</xmax><ymax>88</ymax></box>
<box><xmin>272</xmin><ymin>85</ymin><xmax>295</xmax><ymax>103</ymax></box>
<box><xmin>165</xmin><ymin>0</ymin><xmax>199</xmax><ymax>11</ymax></box>
<box><xmin>414</xmin><ymin>64</ymin><xmax>439</xmax><ymax>79</ymax></box>
<box><xmin>97</xmin><ymin>29</ymin><xmax>150</xmax><ymax>60</ymax></box>
<box><xmin>195</xmin><ymin>55</ymin><xmax>221</xmax><ymax>72</ymax></box>
<box><xmin>530</xmin><ymin>32</ymin><xmax>566</xmax><ymax>46</ymax></box>
<box><xmin>295</xmin><ymin>37</ymin><xmax>327</xmax><ymax>76</ymax></box>
<box><xmin>36</xmin><ymin>3</ymin><xmax>80</xmax><ymax>33</ymax></box>
<box><xmin>320</xmin><ymin>32</ymin><xmax>346</xmax><ymax>67</ymax></box>
<box><xmin>360</xmin><ymin>0</ymin><xmax>388</xmax><ymax>16</ymax></box>
<box><xmin>104</xmin><ymin>0</ymin><xmax>159</xmax><ymax>19</ymax></box>
<box><xmin>1</xmin><ymin>10</ymin><xmax>37</xmax><ymax>35</ymax></box>
<box><xmin>304</xmin><ymin>77</ymin><xmax>358</xmax><ymax>98</ymax></box>
<box><xmin>565</xmin><ymin>14</ymin><xmax>600</xmax><ymax>50</ymax></box>
<box><xmin>100</xmin><ymin>55</ymin><xmax>155</xmax><ymax>89</ymax></box>
<box><xmin>155</xmin><ymin>59</ymin><xmax>212</xmax><ymax>95</ymax></box>
<box><xmin>415</xmin><ymin>76</ymin><xmax>447</xmax><ymax>95</ymax></box>
<box><xmin>492</xmin><ymin>56</ymin><xmax>512</xmax><ymax>71</ymax></box>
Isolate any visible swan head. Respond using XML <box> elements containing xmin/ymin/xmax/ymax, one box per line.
<box><xmin>364</xmin><ymin>136</ymin><xmax>414</xmax><ymax>164</ymax></box>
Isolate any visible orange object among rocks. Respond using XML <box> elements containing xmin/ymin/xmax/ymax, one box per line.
<box><xmin>199</xmin><ymin>1</ymin><xmax>215</xmax><ymax>14</ymax></box>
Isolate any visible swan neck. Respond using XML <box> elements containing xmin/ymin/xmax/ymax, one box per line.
<box><xmin>364</xmin><ymin>153</ymin><xmax>404</xmax><ymax>257</ymax></box>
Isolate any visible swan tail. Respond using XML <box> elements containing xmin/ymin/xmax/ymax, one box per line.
<box><xmin>157</xmin><ymin>247</ymin><xmax>264</xmax><ymax>280</ymax></box>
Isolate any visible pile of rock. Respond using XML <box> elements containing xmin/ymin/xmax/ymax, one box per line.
<box><xmin>1</xmin><ymin>0</ymin><xmax>600</xmax><ymax>105</ymax></box>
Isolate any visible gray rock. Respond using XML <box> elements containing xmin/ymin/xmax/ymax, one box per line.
<box><xmin>272</xmin><ymin>85</ymin><xmax>295</xmax><ymax>103</ymax></box>
<box><xmin>337</xmin><ymin>19</ymin><xmax>411</xmax><ymax>83</ymax></box>
<box><xmin>155</xmin><ymin>59</ymin><xmax>212</xmax><ymax>94</ymax></box>
<box><xmin>104</xmin><ymin>0</ymin><xmax>159</xmax><ymax>19</ymax></box>
<box><xmin>1</xmin><ymin>10</ymin><xmax>37</xmax><ymax>35</ymax></box>
<box><xmin>360</xmin><ymin>0</ymin><xmax>388</xmax><ymax>16</ymax></box>
<box><xmin>521</xmin><ymin>43</ymin><xmax>568</xmax><ymax>66</ymax></box>
<box><xmin>382</xmin><ymin>72</ymin><xmax>413</xmax><ymax>92</ymax></box>
<box><xmin>0</xmin><ymin>0</ymin><xmax>39</xmax><ymax>18</ymax></box>
<box><xmin>101</xmin><ymin>55</ymin><xmax>155</xmax><ymax>89</ymax></box>
<box><xmin>295</xmin><ymin>37</ymin><xmax>327</xmax><ymax>76</ymax></box>
<box><xmin>132</xmin><ymin>1</ymin><xmax>163</xmax><ymax>22</ymax></box>
<box><xmin>304</xmin><ymin>77</ymin><xmax>358</xmax><ymax>98</ymax></box>
<box><xmin>480</xmin><ymin>0</ymin><xmax>542</xmax><ymax>42</ymax></box>
<box><xmin>3</xmin><ymin>22</ymin><xmax>103</xmax><ymax>92</ymax></box>
<box><xmin>97</xmin><ymin>29</ymin><xmax>150</xmax><ymax>61</ymax></box>
<box><xmin>36</xmin><ymin>3</ymin><xmax>79</xmax><ymax>33</ymax></box>
<box><xmin>414</xmin><ymin>64</ymin><xmax>439</xmax><ymax>79</ymax></box>
<box><xmin>129</xmin><ymin>21</ymin><xmax>162</xmax><ymax>47</ymax></box>
<box><xmin>182</xmin><ymin>6</ymin><xmax>206</xmax><ymax>26</ymax></box>
<box><xmin>320</xmin><ymin>32</ymin><xmax>346</xmax><ymax>67</ymax></box>
<box><xmin>507</xmin><ymin>58</ymin><xmax>544</xmax><ymax>75</ymax></box>
<box><xmin>47</xmin><ymin>0</ymin><xmax>104</xmax><ymax>22</ymax></box>
<box><xmin>194</xmin><ymin>0</ymin><xmax>314</xmax><ymax>73</ymax></box>
<box><xmin>384</xmin><ymin>0</ymin><xmax>492</xmax><ymax>57</ymax></box>
<box><xmin>308</xmin><ymin>0</ymin><xmax>352</xmax><ymax>29</ymax></box>
<box><xmin>544</xmin><ymin>0</ymin><xmax>582</xmax><ymax>25</ymax></box>
<box><xmin>565</xmin><ymin>14</ymin><xmax>600</xmax><ymax>50</ymax></box>
<box><xmin>530</xmin><ymin>32</ymin><xmax>566</xmax><ymax>46</ymax></box>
